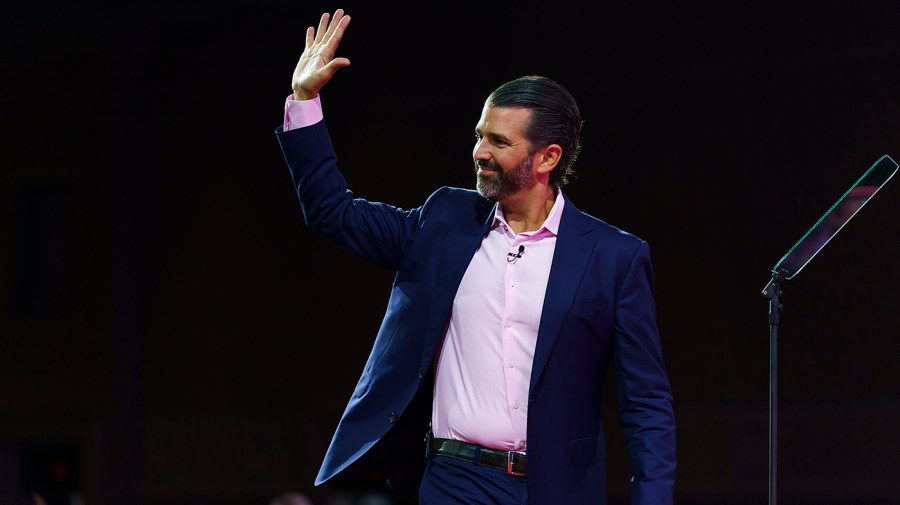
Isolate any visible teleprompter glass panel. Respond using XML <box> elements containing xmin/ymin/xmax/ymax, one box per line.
<box><xmin>772</xmin><ymin>154</ymin><xmax>898</xmax><ymax>279</ymax></box>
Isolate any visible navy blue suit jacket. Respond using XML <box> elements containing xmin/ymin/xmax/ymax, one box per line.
<box><xmin>276</xmin><ymin>120</ymin><xmax>675</xmax><ymax>505</ymax></box>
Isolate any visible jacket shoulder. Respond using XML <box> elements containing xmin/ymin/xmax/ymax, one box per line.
<box><xmin>573</xmin><ymin>208</ymin><xmax>648</xmax><ymax>249</ymax></box>
<box><xmin>420</xmin><ymin>186</ymin><xmax>494</xmax><ymax>224</ymax></box>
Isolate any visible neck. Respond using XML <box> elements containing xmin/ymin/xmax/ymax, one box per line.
<box><xmin>500</xmin><ymin>184</ymin><xmax>557</xmax><ymax>234</ymax></box>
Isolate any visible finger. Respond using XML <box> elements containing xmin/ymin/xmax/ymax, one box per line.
<box><xmin>305</xmin><ymin>26</ymin><xmax>314</xmax><ymax>49</ymax></box>
<box><xmin>325</xmin><ymin>57</ymin><xmax>350</xmax><ymax>70</ymax></box>
<box><xmin>317</xmin><ymin>58</ymin><xmax>351</xmax><ymax>83</ymax></box>
<box><xmin>325</xmin><ymin>14</ymin><xmax>350</xmax><ymax>49</ymax></box>
<box><xmin>323</xmin><ymin>9</ymin><xmax>346</xmax><ymax>42</ymax></box>
<box><xmin>314</xmin><ymin>12</ymin><xmax>330</xmax><ymax>44</ymax></box>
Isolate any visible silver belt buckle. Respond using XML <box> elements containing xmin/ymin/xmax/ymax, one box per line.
<box><xmin>507</xmin><ymin>450</ymin><xmax>527</xmax><ymax>476</ymax></box>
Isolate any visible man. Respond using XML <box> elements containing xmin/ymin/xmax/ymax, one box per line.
<box><xmin>276</xmin><ymin>9</ymin><xmax>676</xmax><ymax>505</ymax></box>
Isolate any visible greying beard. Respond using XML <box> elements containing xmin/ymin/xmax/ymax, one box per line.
<box><xmin>475</xmin><ymin>155</ymin><xmax>534</xmax><ymax>201</ymax></box>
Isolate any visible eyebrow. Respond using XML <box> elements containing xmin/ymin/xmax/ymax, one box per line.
<box><xmin>475</xmin><ymin>127</ymin><xmax>514</xmax><ymax>145</ymax></box>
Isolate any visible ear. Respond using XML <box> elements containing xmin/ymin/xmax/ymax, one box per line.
<box><xmin>534</xmin><ymin>144</ymin><xmax>562</xmax><ymax>175</ymax></box>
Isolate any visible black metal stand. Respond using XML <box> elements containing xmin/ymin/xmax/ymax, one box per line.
<box><xmin>761</xmin><ymin>271</ymin><xmax>784</xmax><ymax>505</ymax></box>
<box><xmin>756</xmin><ymin>154</ymin><xmax>897</xmax><ymax>505</ymax></box>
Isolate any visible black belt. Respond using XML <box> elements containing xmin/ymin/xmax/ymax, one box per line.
<box><xmin>428</xmin><ymin>437</ymin><xmax>527</xmax><ymax>477</ymax></box>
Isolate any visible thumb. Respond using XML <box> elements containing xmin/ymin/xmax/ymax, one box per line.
<box><xmin>317</xmin><ymin>58</ymin><xmax>350</xmax><ymax>84</ymax></box>
<box><xmin>323</xmin><ymin>57</ymin><xmax>351</xmax><ymax>73</ymax></box>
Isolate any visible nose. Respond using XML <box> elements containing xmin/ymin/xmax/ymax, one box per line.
<box><xmin>473</xmin><ymin>138</ymin><xmax>490</xmax><ymax>163</ymax></box>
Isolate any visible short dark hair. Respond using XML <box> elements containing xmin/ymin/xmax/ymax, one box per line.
<box><xmin>487</xmin><ymin>75</ymin><xmax>583</xmax><ymax>187</ymax></box>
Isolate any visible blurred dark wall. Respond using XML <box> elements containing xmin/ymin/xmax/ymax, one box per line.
<box><xmin>2</xmin><ymin>1</ymin><xmax>900</xmax><ymax>504</ymax></box>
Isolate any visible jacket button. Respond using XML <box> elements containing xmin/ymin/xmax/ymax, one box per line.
<box><xmin>389</xmin><ymin>413</ymin><xmax>398</xmax><ymax>423</ymax></box>
<box><xmin>418</xmin><ymin>368</ymin><xmax>424</xmax><ymax>378</ymax></box>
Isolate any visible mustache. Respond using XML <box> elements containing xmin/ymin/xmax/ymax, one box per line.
<box><xmin>475</xmin><ymin>160</ymin><xmax>500</xmax><ymax>172</ymax></box>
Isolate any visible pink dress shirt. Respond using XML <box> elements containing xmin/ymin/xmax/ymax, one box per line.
<box><xmin>431</xmin><ymin>194</ymin><xmax>563</xmax><ymax>452</ymax></box>
<box><xmin>283</xmin><ymin>94</ymin><xmax>323</xmax><ymax>130</ymax></box>
<box><xmin>284</xmin><ymin>96</ymin><xmax>563</xmax><ymax>452</ymax></box>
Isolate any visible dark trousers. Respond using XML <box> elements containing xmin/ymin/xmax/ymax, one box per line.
<box><xmin>418</xmin><ymin>455</ymin><xmax>529</xmax><ymax>505</ymax></box>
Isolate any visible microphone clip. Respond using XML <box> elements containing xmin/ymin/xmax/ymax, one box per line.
<box><xmin>507</xmin><ymin>245</ymin><xmax>525</xmax><ymax>263</ymax></box>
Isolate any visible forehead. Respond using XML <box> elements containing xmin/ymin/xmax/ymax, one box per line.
<box><xmin>476</xmin><ymin>105</ymin><xmax>531</xmax><ymax>138</ymax></box>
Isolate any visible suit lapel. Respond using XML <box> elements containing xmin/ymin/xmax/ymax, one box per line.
<box><xmin>530</xmin><ymin>194</ymin><xmax>595</xmax><ymax>392</ymax></box>
<box><xmin>423</xmin><ymin>200</ymin><xmax>497</xmax><ymax>361</ymax></box>
<box><xmin>437</xmin><ymin>198</ymin><xmax>497</xmax><ymax>296</ymax></box>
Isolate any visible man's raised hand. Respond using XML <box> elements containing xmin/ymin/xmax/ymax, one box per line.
<box><xmin>291</xmin><ymin>9</ymin><xmax>351</xmax><ymax>101</ymax></box>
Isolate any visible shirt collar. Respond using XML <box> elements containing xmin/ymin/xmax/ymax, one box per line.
<box><xmin>492</xmin><ymin>189</ymin><xmax>566</xmax><ymax>237</ymax></box>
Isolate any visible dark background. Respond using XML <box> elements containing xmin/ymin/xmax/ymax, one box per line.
<box><xmin>2</xmin><ymin>1</ymin><xmax>900</xmax><ymax>504</ymax></box>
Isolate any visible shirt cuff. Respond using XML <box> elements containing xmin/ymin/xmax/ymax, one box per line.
<box><xmin>283</xmin><ymin>94</ymin><xmax>324</xmax><ymax>131</ymax></box>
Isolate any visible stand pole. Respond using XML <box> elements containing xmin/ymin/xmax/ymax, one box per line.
<box><xmin>756</xmin><ymin>155</ymin><xmax>897</xmax><ymax>504</ymax></box>
<box><xmin>762</xmin><ymin>271</ymin><xmax>784</xmax><ymax>505</ymax></box>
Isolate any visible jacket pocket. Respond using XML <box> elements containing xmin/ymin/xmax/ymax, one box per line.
<box><xmin>569</xmin><ymin>297</ymin><xmax>609</xmax><ymax>315</ymax></box>
<box><xmin>570</xmin><ymin>433</ymin><xmax>606</xmax><ymax>466</ymax></box>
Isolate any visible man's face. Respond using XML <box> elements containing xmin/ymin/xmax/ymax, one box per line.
<box><xmin>473</xmin><ymin>105</ymin><xmax>536</xmax><ymax>201</ymax></box>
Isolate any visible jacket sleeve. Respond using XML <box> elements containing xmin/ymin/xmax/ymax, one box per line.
<box><xmin>275</xmin><ymin>121</ymin><xmax>433</xmax><ymax>271</ymax></box>
<box><xmin>612</xmin><ymin>241</ymin><xmax>676</xmax><ymax>505</ymax></box>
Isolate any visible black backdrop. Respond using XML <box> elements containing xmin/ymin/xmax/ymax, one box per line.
<box><xmin>3</xmin><ymin>1</ymin><xmax>900</xmax><ymax>504</ymax></box>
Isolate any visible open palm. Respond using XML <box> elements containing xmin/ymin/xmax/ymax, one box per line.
<box><xmin>291</xmin><ymin>9</ymin><xmax>351</xmax><ymax>100</ymax></box>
